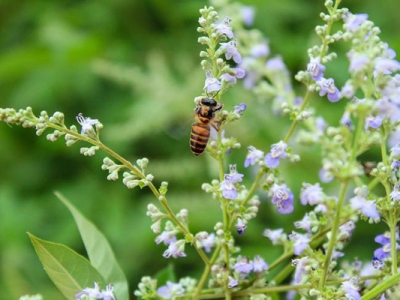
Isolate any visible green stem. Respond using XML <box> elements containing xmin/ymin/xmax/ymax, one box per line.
<box><xmin>361</xmin><ymin>273</ymin><xmax>400</xmax><ymax>300</ymax></box>
<box><xmin>283</xmin><ymin>89</ymin><xmax>310</xmax><ymax>143</ymax></box>
<box><xmin>319</xmin><ymin>180</ymin><xmax>349</xmax><ymax>288</ymax></box>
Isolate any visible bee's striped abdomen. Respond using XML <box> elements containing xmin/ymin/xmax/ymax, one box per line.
<box><xmin>190</xmin><ymin>123</ymin><xmax>210</xmax><ymax>156</ymax></box>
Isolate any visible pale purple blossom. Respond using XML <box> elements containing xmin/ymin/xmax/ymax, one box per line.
<box><xmin>233</xmin><ymin>256</ymin><xmax>253</xmax><ymax>276</ymax></box>
<box><xmin>350</xmin><ymin>192</ymin><xmax>380</xmax><ymax>220</ymax></box>
<box><xmin>198</xmin><ymin>233</ymin><xmax>216</xmax><ymax>253</ymax></box>
<box><xmin>365</xmin><ymin>116</ymin><xmax>383</xmax><ymax>129</ymax></box>
<box><xmin>300</xmin><ymin>183</ymin><xmax>324</xmax><ymax>206</ymax></box>
<box><xmin>339</xmin><ymin>221</ymin><xmax>356</xmax><ymax>239</ymax></box>
<box><xmin>252</xmin><ymin>255</ymin><xmax>269</xmax><ymax>273</ymax></box>
<box><xmin>348</xmin><ymin>52</ymin><xmax>370</xmax><ymax>72</ymax></box>
<box><xmin>221</xmin><ymin>68</ymin><xmax>245</xmax><ymax>85</ymax></box>
<box><xmin>390</xmin><ymin>143</ymin><xmax>400</xmax><ymax>157</ymax></box>
<box><xmin>220</xmin><ymin>41</ymin><xmax>242</xmax><ymax>63</ymax></box>
<box><xmin>392</xmin><ymin>159</ymin><xmax>400</xmax><ymax>169</ymax></box>
<box><xmin>228</xmin><ymin>276</ymin><xmax>238</xmax><ymax>288</ymax></box>
<box><xmin>289</xmin><ymin>232</ymin><xmax>310</xmax><ymax>255</ymax></box>
<box><xmin>341</xmin><ymin>81</ymin><xmax>355</xmax><ymax>99</ymax></box>
<box><xmin>373</xmin><ymin>232</ymin><xmax>398</xmax><ymax>260</ymax></box>
<box><xmin>263</xmin><ymin>228</ymin><xmax>284</xmax><ymax>244</ymax></box>
<box><xmin>163</xmin><ymin>240</ymin><xmax>186</xmax><ymax>258</ymax></box>
<box><xmin>307</xmin><ymin>57</ymin><xmax>326</xmax><ymax>81</ymax></box>
<box><xmin>204</xmin><ymin>72</ymin><xmax>222</xmax><ymax>94</ymax></box>
<box><xmin>270</xmin><ymin>184</ymin><xmax>294</xmax><ymax>214</ymax></box>
<box><xmin>75</xmin><ymin>282</ymin><xmax>101</xmax><ymax>299</ymax></box>
<box><xmin>317</xmin><ymin>78</ymin><xmax>340</xmax><ymax>102</ymax></box>
<box><xmin>234</xmin><ymin>103</ymin><xmax>247</xmax><ymax>114</ymax></box>
<box><xmin>215</xmin><ymin>17</ymin><xmax>233</xmax><ymax>38</ymax></box>
<box><xmin>319</xmin><ymin>167</ymin><xmax>334</xmax><ymax>183</ymax></box>
<box><xmin>241</xmin><ymin>6</ymin><xmax>254</xmax><ymax>26</ymax></box>
<box><xmin>76</xmin><ymin>113</ymin><xmax>99</xmax><ymax>134</ymax></box>
<box><xmin>340</xmin><ymin>111</ymin><xmax>353</xmax><ymax>129</ymax></box>
<box><xmin>266</xmin><ymin>56</ymin><xmax>285</xmax><ymax>71</ymax></box>
<box><xmin>294</xmin><ymin>214</ymin><xmax>312</xmax><ymax>233</ymax></box>
<box><xmin>250</xmin><ymin>42</ymin><xmax>269</xmax><ymax>57</ymax></box>
<box><xmin>372</xmin><ymin>257</ymin><xmax>384</xmax><ymax>270</ymax></box>
<box><xmin>155</xmin><ymin>230</ymin><xmax>177</xmax><ymax>246</ymax></box>
<box><xmin>342</xmin><ymin>279</ymin><xmax>361</xmax><ymax>300</ymax></box>
<box><xmin>264</xmin><ymin>141</ymin><xmax>287</xmax><ymax>168</ymax></box>
<box><xmin>292</xmin><ymin>257</ymin><xmax>308</xmax><ymax>284</ymax></box>
<box><xmin>374</xmin><ymin>58</ymin><xmax>400</xmax><ymax>75</ymax></box>
<box><xmin>343</xmin><ymin>13</ymin><xmax>369</xmax><ymax>32</ymax></box>
<box><xmin>157</xmin><ymin>281</ymin><xmax>185</xmax><ymax>299</ymax></box>
<box><xmin>100</xmin><ymin>284</ymin><xmax>115</xmax><ymax>300</ymax></box>
<box><xmin>244</xmin><ymin>146</ymin><xmax>264</xmax><ymax>168</ymax></box>
<box><xmin>219</xmin><ymin>165</ymin><xmax>243</xmax><ymax>200</ymax></box>
<box><xmin>390</xmin><ymin>183</ymin><xmax>400</xmax><ymax>201</ymax></box>
<box><xmin>236</xmin><ymin>218</ymin><xmax>247</xmax><ymax>235</ymax></box>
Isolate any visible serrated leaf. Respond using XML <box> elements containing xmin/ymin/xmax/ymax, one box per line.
<box><xmin>55</xmin><ymin>191</ymin><xmax>129</xmax><ymax>300</ymax></box>
<box><xmin>28</xmin><ymin>232</ymin><xmax>105</xmax><ymax>300</ymax></box>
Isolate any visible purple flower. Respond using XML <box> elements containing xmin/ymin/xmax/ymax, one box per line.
<box><xmin>339</xmin><ymin>221</ymin><xmax>356</xmax><ymax>239</ymax></box>
<box><xmin>233</xmin><ymin>256</ymin><xmax>253</xmax><ymax>276</ymax></box>
<box><xmin>317</xmin><ymin>78</ymin><xmax>340</xmax><ymax>102</ymax></box>
<box><xmin>390</xmin><ymin>143</ymin><xmax>400</xmax><ymax>157</ymax></box>
<box><xmin>244</xmin><ymin>146</ymin><xmax>264</xmax><ymax>168</ymax></box>
<box><xmin>372</xmin><ymin>257</ymin><xmax>384</xmax><ymax>270</ymax></box>
<box><xmin>155</xmin><ymin>230</ymin><xmax>177</xmax><ymax>246</ymax></box>
<box><xmin>307</xmin><ymin>57</ymin><xmax>326</xmax><ymax>81</ymax></box>
<box><xmin>365</xmin><ymin>116</ymin><xmax>383</xmax><ymax>129</ymax></box>
<box><xmin>100</xmin><ymin>284</ymin><xmax>115</xmax><ymax>300</ymax></box>
<box><xmin>219</xmin><ymin>165</ymin><xmax>243</xmax><ymax>200</ymax></box>
<box><xmin>76</xmin><ymin>113</ymin><xmax>99</xmax><ymax>134</ymax></box>
<box><xmin>348</xmin><ymin>52</ymin><xmax>370</xmax><ymax>72</ymax></box>
<box><xmin>233</xmin><ymin>102</ymin><xmax>247</xmax><ymax>114</ymax></box>
<box><xmin>221</xmin><ymin>67</ymin><xmax>245</xmax><ymax>85</ymax></box>
<box><xmin>319</xmin><ymin>167</ymin><xmax>334</xmax><ymax>183</ymax></box>
<box><xmin>228</xmin><ymin>276</ymin><xmax>238</xmax><ymax>288</ymax></box>
<box><xmin>343</xmin><ymin>13</ymin><xmax>368</xmax><ymax>32</ymax></box>
<box><xmin>374</xmin><ymin>58</ymin><xmax>400</xmax><ymax>75</ymax></box>
<box><xmin>340</xmin><ymin>111</ymin><xmax>353</xmax><ymax>129</ymax></box>
<box><xmin>341</xmin><ymin>279</ymin><xmax>361</xmax><ymax>300</ymax></box>
<box><xmin>300</xmin><ymin>183</ymin><xmax>324</xmax><ymax>206</ymax></box>
<box><xmin>157</xmin><ymin>281</ymin><xmax>184</xmax><ymax>299</ymax></box>
<box><xmin>374</xmin><ymin>232</ymin><xmax>398</xmax><ymax>260</ymax></box>
<box><xmin>292</xmin><ymin>257</ymin><xmax>308</xmax><ymax>284</ymax></box>
<box><xmin>204</xmin><ymin>71</ymin><xmax>222</xmax><ymax>94</ymax></box>
<box><xmin>264</xmin><ymin>141</ymin><xmax>287</xmax><ymax>168</ymax></box>
<box><xmin>252</xmin><ymin>255</ymin><xmax>269</xmax><ymax>273</ymax></box>
<box><xmin>289</xmin><ymin>232</ymin><xmax>310</xmax><ymax>255</ymax></box>
<box><xmin>341</xmin><ymin>81</ymin><xmax>355</xmax><ymax>99</ymax></box>
<box><xmin>220</xmin><ymin>41</ymin><xmax>242</xmax><ymax>64</ymax></box>
<box><xmin>250</xmin><ymin>42</ymin><xmax>269</xmax><ymax>57</ymax></box>
<box><xmin>390</xmin><ymin>183</ymin><xmax>400</xmax><ymax>201</ymax></box>
<box><xmin>215</xmin><ymin>17</ymin><xmax>233</xmax><ymax>38</ymax></box>
<box><xmin>197</xmin><ymin>232</ymin><xmax>215</xmax><ymax>253</ymax></box>
<box><xmin>163</xmin><ymin>240</ymin><xmax>186</xmax><ymax>258</ymax></box>
<box><xmin>294</xmin><ymin>214</ymin><xmax>312</xmax><ymax>233</ymax></box>
<box><xmin>265</xmin><ymin>56</ymin><xmax>285</xmax><ymax>71</ymax></box>
<box><xmin>241</xmin><ymin>6</ymin><xmax>254</xmax><ymax>26</ymax></box>
<box><xmin>350</xmin><ymin>188</ymin><xmax>380</xmax><ymax>220</ymax></box>
<box><xmin>236</xmin><ymin>218</ymin><xmax>247</xmax><ymax>235</ymax></box>
<box><xmin>75</xmin><ymin>282</ymin><xmax>101</xmax><ymax>299</ymax></box>
<box><xmin>263</xmin><ymin>228</ymin><xmax>284</xmax><ymax>244</ymax></box>
<box><xmin>392</xmin><ymin>159</ymin><xmax>400</xmax><ymax>169</ymax></box>
<box><xmin>270</xmin><ymin>184</ymin><xmax>294</xmax><ymax>214</ymax></box>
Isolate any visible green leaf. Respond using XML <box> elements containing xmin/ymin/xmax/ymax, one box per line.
<box><xmin>55</xmin><ymin>191</ymin><xmax>129</xmax><ymax>300</ymax></box>
<box><xmin>28</xmin><ymin>232</ymin><xmax>105</xmax><ymax>300</ymax></box>
<box><xmin>154</xmin><ymin>264</ymin><xmax>176</xmax><ymax>285</ymax></box>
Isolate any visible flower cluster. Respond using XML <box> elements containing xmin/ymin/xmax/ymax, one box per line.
<box><xmin>75</xmin><ymin>283</ymin><xmax>115</xmax><ymax>300</ymax></box>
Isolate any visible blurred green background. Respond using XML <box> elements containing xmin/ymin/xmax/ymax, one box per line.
<box><xmin>0</xmin><ymin>0</ymin><xmax>399</xmax><ymax>299</ymax></box>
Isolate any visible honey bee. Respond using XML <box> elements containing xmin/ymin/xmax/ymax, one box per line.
<box><xmin>190</xmin><ymin>97</ymin><xmax>223</xmax><ymax>156</ymax></box>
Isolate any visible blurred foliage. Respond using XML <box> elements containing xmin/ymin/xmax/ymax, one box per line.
<box><xmin>0</xmin><ymin>0</ymin><xmax>398</xmax><ymax>299</ymax></box>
